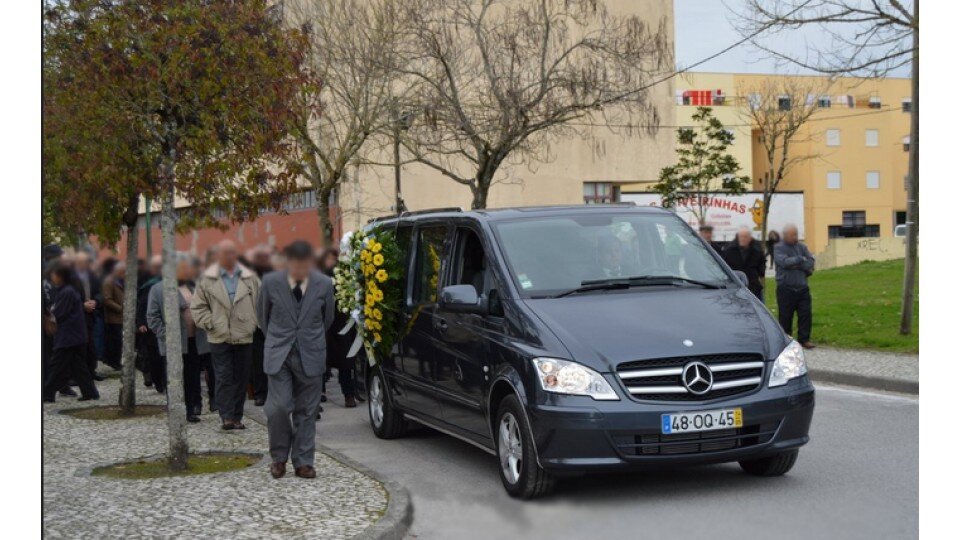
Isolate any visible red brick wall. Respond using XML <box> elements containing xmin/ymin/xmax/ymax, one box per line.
<box><xmin>95</xmin><ymin>206</ymin><xmax>342</xmax><ymax>261</ymax></box>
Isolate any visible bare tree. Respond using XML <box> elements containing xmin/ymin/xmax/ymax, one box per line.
<box><xmin>738</xmin><ymin>77</ymin><xmax>826</xmax><ymax>253</ymax></box>
<box><xmin>398</xmin><ymin>0</ymin><xmax>671</xmax><ymax>209</ymax></box>
<box><xmin>734</xmin><ymin>0</ymin><xmax>918</xmax><ymax>334</ymax></box>
<box><xmin>287</xmin><ymin>0</ymin><xmax>412</xmax><ymax>243</ymax></box>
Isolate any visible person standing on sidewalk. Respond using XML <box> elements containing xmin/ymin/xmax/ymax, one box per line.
<box><xmin>147</xmin><ymin>253</ymin><xmax>210</xmax><ymax>423</ymax></box>
<box><xmin>258</xmin><ymin>240</ymin><xmax>335</xmax><ymax>479</ymax></box>
<box><xmin>722</xmin><ymin>227</ymin><xmax>766</xmax><ymax>300</ymax></box>
<box><xmin>73</xmin><ymin>252</ymin><xmax>104</xmax><ymax>379</ymax></box>
<box><xmin>101</xmin><ymin>262</ymin><xmax>126</xmax><ymax>370</ymax></box>
<box><xmin>43</xmin><ymin>264</ymin><xmax>100</xmax><ymax>402</ymax></box>
<box><xmin>774</xmin><ymin>225</ymin><xmax>816</xmax><ymax>349</ymax></box>
<box><xmin>248</xmin><ymin>246</ymin><xmax>274</xmax><ymax>407</ymax></box>
<box><xmin>191</xmin><ymin>240</ymin><xmax>260</xmax><ymax>430</ymax></box>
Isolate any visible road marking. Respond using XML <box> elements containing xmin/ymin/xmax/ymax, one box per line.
<box><xmin>815</xmin><ymin>383</ymin><xmax>918</xmax><ymax>403</ymax></box>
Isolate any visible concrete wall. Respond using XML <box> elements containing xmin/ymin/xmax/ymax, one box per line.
<box><xmin>816</xmin><ymin>237</ymin><xmax>906</xmax><ymax>270</ymax></box>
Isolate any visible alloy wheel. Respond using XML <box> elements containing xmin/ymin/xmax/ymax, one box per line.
<box><xmin>369</xmin><ymin>374</ymin><xmax>384</xmax><ymax>428</ymax></box>
<box><xmin>498</xmin><ymin>412</ymin><xmax>523</xmax><ymax>485</ymax></box>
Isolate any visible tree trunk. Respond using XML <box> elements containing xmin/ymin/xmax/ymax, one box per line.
<box><xmin>118</xmin><ymin>194</ymin><xmax>141</xmax><ymax>414</ymax></box>
<box><xmin>471</xmin><ymin>171</ymin><xmax>493</xmax><ymax>209</ymax></box>
<box><xmin>900</xmin><ymin>13</ymin><xmax>919</xmax><ymax>335</ymax></box>
<box><xmin>316</xmin><ymin>186</ymin><xmax>334</xmax><ymax>247</ymax></box>
<box><xmin>160</xmin><ymin>176</ymin><xmax>189</xmax><ymax>471</ymax></box>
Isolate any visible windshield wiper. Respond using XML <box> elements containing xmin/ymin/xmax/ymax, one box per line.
<box><xmin>553</xmin><ymin>280</ymin><xmax>632</xmax><ymax>298</ymax></box>
<box><xmin>620</xmin><ymin>275</ymin><xmax>725</xmax><ymax>290</ymax></box>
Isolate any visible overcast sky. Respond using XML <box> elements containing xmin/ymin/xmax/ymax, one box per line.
<box><xmin>674</xmin><ymin>0</ymin><xmax>911</xmax><ymax>78</ymax></box>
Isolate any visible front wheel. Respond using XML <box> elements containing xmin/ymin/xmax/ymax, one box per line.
<box><xmin>368</xmin><ymin>368</ymin><xmax>405</xmax><ymax>439</ymax></box>
<box><xmin>739</xmin><ymin>449</ymin><xmax>799</xmax><ymax>476</ymax></box>
<box><xmin>495</xmin><ymin>394</ymin><xmax>554</xmax><ymax>498</ymax></box>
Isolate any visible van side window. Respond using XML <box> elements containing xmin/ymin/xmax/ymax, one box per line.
<box><xmin>452</xmin><ymin>228</ymin><xmax>487</xmax><ymax>296</ymax></box>
<box><xmin>412</xmin><ymin>226</ymin><xmax>447</xmax><ymax>305</ymax></box>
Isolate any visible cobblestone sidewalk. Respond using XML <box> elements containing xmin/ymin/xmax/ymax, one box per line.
<box><xmin>43</xmin><ymin>374</ymin><xmax>388</xmax><ymax>539</ymax></box>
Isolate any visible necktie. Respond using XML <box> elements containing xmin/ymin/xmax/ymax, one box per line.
<box><xmin>293</xmin><ymin>280</ymin><xmax>303</xmax><ymax>302</ymax></box>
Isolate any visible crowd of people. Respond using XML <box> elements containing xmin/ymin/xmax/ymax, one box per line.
<box><xmin>698</xmin><ymin>224</ymin><xmax>816</xmax><ymax>350</ymax></box>
<box><xmin>41</xmin><ymin>240</ymin><xmax>363</xmax><ymax>431</ymax></box>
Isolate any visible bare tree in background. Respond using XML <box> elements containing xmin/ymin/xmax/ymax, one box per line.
<box><xmin>287</xmin><ymin>0</ymin><xmax>412</xmax><ymax>244</ymax></box>
<box><xmin>738</xmin><ymin>77</ymin><xmax>826</xmax><ymax>256</ymax></box>
<box><xmin>398</xmin><ymin>0</ymin><xmax>671</xmax><ymax>209</ymax></box>
<box><xmin>734</xmin><ymin>0</ymin><xmax>918</xmax><ymax>334</ymax></box>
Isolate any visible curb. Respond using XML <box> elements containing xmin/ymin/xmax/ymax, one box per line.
<box><xmin>808</xmin><ymin>369</ymin><xmax>919</xmax><ymax>395</ymax></box>
<box><xmin>244</xmin><ymin>403</ymin><xmax>413</xmax><ymax>540</ymax></box>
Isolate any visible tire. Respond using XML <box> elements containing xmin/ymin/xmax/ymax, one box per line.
<box><xmin>495</xmin><ymin>394</ymin><xmax>554</xmax><ymax>498</ymax></box>
<box><xmin>368</xmin><ymin>367</ymin><xmax>406</xmax><ymax>439</ymax></box>
<box><xmin>739</xmin><ymin>449</ymin><xmax>799</xmax><ymax>476</ymax></box>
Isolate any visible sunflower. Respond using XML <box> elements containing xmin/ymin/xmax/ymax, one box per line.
<box><xmin>371</xmin><ymin>242</ymin><xmax>382</xmax><ymax>253</ymax></box>
<box><xmin>372</xmin><ymin>308</ymin><xmax>382</xmax><ymax>320</ymax></box>
<box><xmin>376</xmin><ymin>269</ymin><xmax>388</xmax><ymax>282</ymax></box>
<box><xmin>373</xmin><ymin>332</ymin><xmax>382</xmax><ymax>343</ymax></box>
<box><xmin>373</xmin><ymin>253</ymin><xmax>385</xmax><ymax>266</ymax></box>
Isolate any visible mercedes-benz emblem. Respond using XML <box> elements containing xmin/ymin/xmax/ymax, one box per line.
<box><xmin>682</xmin><ymin>361</ymin><xmax>714</xmax><ymax>395</ymax></box>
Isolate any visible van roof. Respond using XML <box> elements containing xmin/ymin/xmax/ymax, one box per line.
<box><xmin>368</xmin><ymin>203</ymin><xmax>669</xmax><ymax>225</ymax></box>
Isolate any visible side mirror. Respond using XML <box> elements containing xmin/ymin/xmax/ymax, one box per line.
<box><xmin>440</xmin><ymin>284</ymin><xmax>487</xmax><ymax>314</ymax></box>
<box><xmin>733</xmin><ymin>270</ymin><xmax>749</xmax><ymax>287</ymax></box>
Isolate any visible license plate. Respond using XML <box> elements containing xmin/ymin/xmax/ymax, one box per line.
<box><xmin>661</xmin><ymin>408</ymin><xmax>742</xmax><ymax>434</ymax></box>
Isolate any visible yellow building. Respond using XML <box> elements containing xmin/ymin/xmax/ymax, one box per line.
<box><xmin>677</xmin><ymin>72</ymin><xmax>911</xmax><ymax>254</ymax></box>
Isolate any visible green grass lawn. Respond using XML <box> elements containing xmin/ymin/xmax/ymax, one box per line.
<box><xmin>764</xmin><ymin>259</ymin><xmax>918</xmax><ymax>353</ymax></box>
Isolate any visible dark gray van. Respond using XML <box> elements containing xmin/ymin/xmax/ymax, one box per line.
<box><xmin>363</xmin><ymin>204</ymin><xmax>814</xmax><ymax>498</ymax></box>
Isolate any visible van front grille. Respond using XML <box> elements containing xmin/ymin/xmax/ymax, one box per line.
<box><xmin>616</xmin><ymin>353</ymin><xmax>765</xmax><ymax>402</ymax></box>
<box><xmin>610</xmin><ymin>421</ymin><xmax>780</xmax><ymax>456</ymax></box>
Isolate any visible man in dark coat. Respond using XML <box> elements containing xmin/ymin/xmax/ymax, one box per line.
<box><xmin>722</xmin><ymin>227</ymin><xmax>767</xmax><ymax>300</ymax></box>
<box><xmin>43</xmin><ymin>264</ymin><xmax>100</xmax><ymax>402</ymax></box>
<box><xmin>249</xmin><ymin>246</ymin><xmax>273</xmax><ymax>406</ymax></box>
<box><xmin>73</xmin><ymin>252</ymin><xmax>105</xmax><ymax>378</ymax></box>
<box><xmin>136</xmin><ymin>255</ymin><xmax>163</xmax><ymax>390</ymax></box>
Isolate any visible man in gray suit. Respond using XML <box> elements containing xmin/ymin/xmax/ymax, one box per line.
<box><xmin>257</xmin><ymin>240</ymin><xmax>335</xmax><ymax>479</ymax></box>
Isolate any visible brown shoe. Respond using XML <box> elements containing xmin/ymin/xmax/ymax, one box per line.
<box><xmin>294</xmin><ymin>465</ymin><xmax>317</xmax><ymax>479</ymax></box>
<box><xmin>344</xmin><ymin>395</ymin><xmax>357</xmax><ymax>408</ymax></box>
<box><xmin>233</xmin><ymin>421</ymin><xmax>246</xmax><ymax>430</ymax></box>
<box><xmin>270</xmin><ymin>462</ymin><xmax>286</xmax><ymax>479</ymax></box>
<box><xmin>221</xmin><ymin>420</ymin><xmax>236</xmax><ymax>430</ymax></box>
<box><xmin>801</xmin><ymin>341</ymin><xmax>816</xmax><ymax>349</ymax></box>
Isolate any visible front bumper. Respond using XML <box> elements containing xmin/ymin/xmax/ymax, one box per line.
<box><xmin>527</xmin><ymin>376</ymin><xmax>815</xmax><ymax>472</ymax></box>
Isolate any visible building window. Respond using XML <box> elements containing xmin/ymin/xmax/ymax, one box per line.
<box><xmin>837</xmin><ymin>94</ymin><xmax>854</xmax><ymax>108</ymax></box>
<box><xmin>868</xmin><ymin>96</ymin><xmax>882</xmax><ymax>109</ymax></box>
<box><xmin>818</xmin><ymin>95</ymin><xmax>832</xmax><ymax>108</ymax></box>
<box><xmin>828</xmin><ymin>210</ymin><xmax>880</xmax><ymax>239</ymax></box>
<box><xmin>902</xmin><ymin>136</ymin><xmax>911</xmax><ymax>152</ymax></box>
<box><xmin>777</xmin><ymin>96</ymin><xmax>792</xmax><ymax>111</ymax></box>
<box><xmin>904</xmin><ymin>174</ymin><xmax>909</xmax><ymax>191</ymax></box>
<box><xmin>583</xmin><ymin>182</ymin><xmax>618</xmax><ymax>204</ymax></box>
<box><xmin>827</xmin><ymin>171</ymin><xmax>842</xmax><ymax>190</ymax></box>
<box><xmin>902</xmin><ymin>98</ymin><xmax>912</xmax><ymax>113</ymax></box>
<box><xmin>748</xmin><ymin>93</ymin><xmax>761</xmax><ymax>110</ymax></box>
<box><xmin>681</xmin><ymin>89</ymin><xmax>717</xmax><ymax>106</ymax></box>
<box><xmin>866</xmin><ymin>171</ymin><xmax>880</xmax><ymax>189</ymax></box>
<box><xmin>826</xmin><ymin>129</ymin><xmax>841</xmax><ymax>147</ymax></box>
<box><xmin>865</xmin><ymin>129</ymin><xmax>879</xmax><ymax>147</ymax></box>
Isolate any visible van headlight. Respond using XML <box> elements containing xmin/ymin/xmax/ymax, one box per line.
<box><xmin>768</xmin><ymin>341</ymin><xmax>808</xmax><ymax>387</ymax></box>
<box><xmin>532</xmin><ymin>358</ymin><xmax>619</xmax><ymax>400</ymax></box>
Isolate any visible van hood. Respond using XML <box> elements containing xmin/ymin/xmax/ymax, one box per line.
<box><xmin>522</xmin><ymin>287</ymin><xmax>784</xmax><ymax>372</ymax></box>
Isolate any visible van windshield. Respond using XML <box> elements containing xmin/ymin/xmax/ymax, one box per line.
<box><xmin>492</xmin><ymin>212</ymin><xmax>734</xmax><ymax>298</ymax></box>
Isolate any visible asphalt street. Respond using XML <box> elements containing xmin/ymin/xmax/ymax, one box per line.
<box><xmin>317</xmin><ymin>383</ymin><xmax>918</xmax><ymax>540</ymax></box>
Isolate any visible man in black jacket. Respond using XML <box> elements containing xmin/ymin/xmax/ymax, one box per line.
<box><xmin>722</xmin><ymin>227</ymin><xmax>766</xmax><ymax>300</ymax></box>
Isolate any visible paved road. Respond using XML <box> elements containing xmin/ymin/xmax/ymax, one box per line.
<box><xmin>317</xmin><ymin>384</ymin><xmax>917</xmax><ymax>539</ymax></box>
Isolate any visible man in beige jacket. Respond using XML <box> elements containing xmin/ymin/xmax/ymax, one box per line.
<box><xmin>190</xmin><ymin>240</ymin><xmax>261</xmax><ymax>429</ymax></box>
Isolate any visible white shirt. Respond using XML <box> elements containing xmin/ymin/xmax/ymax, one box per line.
<box><xmin>287</xmin><ymin>275</ymin><xmax>309</xmax><ymax>292</ymax></box>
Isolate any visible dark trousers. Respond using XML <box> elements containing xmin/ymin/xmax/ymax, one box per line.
<box><xmin>338</xmin><ymin>367</ymin><xmax>356</xmax><ymax>398</ymax></box>
<box><xmin>157</xmin><ymin>338</ymin><xmax>204</xmax><ymax>415</ymax></box>
<box><xmin>149</xmin><ymin>340</ymin><xmax>167</xmax><ymax>393</ymax></box>
<box><xmin>209</xmin><ymin>342</ymin><xmax>251</xmax><ymax>421</ymax></box>
<box><xmin>104</xmin><ymin>323</ymin><xmax>123</xmax><ymax>368</ymax></box>
<box><xmin>777</xmin><ymin>286</ymin><xmax>812</xmax><ymax>343</ymax></box>
<box><xmin>201</xmin><ymin>353</ymin><xmax>216</xmax><ymax>410</ymax></box>
<box><xmin>265</xmin><ymin>349</ymin><xmax>324</xmax><ymax>467</ymax></box>
<box><xmin>250</xmin><ymin>329</ymin><xmax>268</xmax><ymax>400</ymax></box>
<box><xmin>44</xmin><ymin>345</ymin><xmax>99</xmax><ymax>401</ymax></box>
